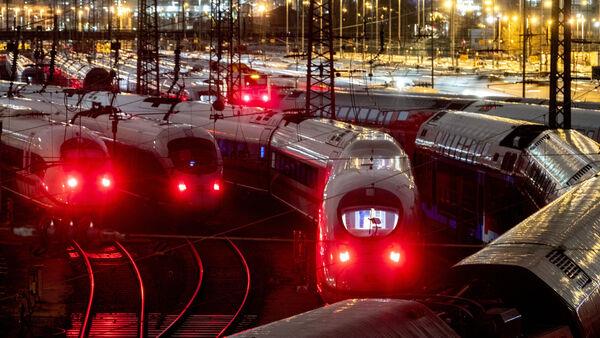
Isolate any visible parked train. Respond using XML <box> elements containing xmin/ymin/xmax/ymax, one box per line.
<box><xmin>279</xmin><ymin>90</ymin><xmax>600</xmax><ymax>143</ymax></box>
<box><xmin>0</xmin><ymin>103</ymin><xmax>114</xmax><ymax>228</ymax></box>
<box><xmin>235</xmin><ymin>172</ymin><xmax>600</xmax><ymax>337</ymax></box>
<box><xmin>168</xmin><ymin>103</ymin><xmax>421</xmax><ymax>302</ymax></box>
<box><xmin>413</xmin><ymin>111</ymin><xmax>600</xmax><ymax>242</ymax></box>
<box><xmin>2</xmin><ymin>96</ymin><xmax>224</xmax><ymax>215</ymax></box>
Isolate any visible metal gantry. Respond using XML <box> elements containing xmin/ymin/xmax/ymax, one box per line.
<box><xmin>209</xmin><ymin>0</ymin><xmax>227</xmax><ymax>110</ymax></box>
<box><xmin>305</xmin><ymin>0</ymin><xmax>336</xmax><ymax>118</ymax></box>
<box><xmin>549</xmin><ymin>0</ymin><xmax>571</xmax><ymax>129</ymax></box>
<box><xmin>227</xmin><ymin>0</ymin><xmax>243</xmax><ymax>104</ymax></box>
<box><xmin>136</xmin><ymin>0</ymin><xmax>160</xmax><ymax>96</ymax></box>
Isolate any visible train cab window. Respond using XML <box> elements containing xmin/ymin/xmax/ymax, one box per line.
<box><xmin>60</xmin><ymin>138</ymin><xmax>107</xmax><ymax>170</ymax></box>
<box><xmin>168</xmin><ymin>137</ymin><xmax>218</xmax><ymax>174</ymax></box>
<box><xmin>341</xmin><ymin>207</ymin><xmax>399</xmax><ymax>237</ymax></box>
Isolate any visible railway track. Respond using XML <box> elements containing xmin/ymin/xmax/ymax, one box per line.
<box><xmin>66</xmin><ymin>238</ymin><xmax>251</xmax><ymax>337</ymax></box>
<box><xmin>67</xmin><ymin>240</ymin><xmax>145</xmax><ymax>338</ymax></box>
<box><xmin>151</xmin><ymin>238</ymin><xmax>251</xmax><ymax>337</ymax></box>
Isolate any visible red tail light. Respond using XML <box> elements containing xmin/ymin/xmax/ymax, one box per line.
<box><xmin>66</xmin><ymin>176</ymin><xmax>79</xmax><ymax>189</ymax></box>
<box><xmin>213</xmin><ymin>182</ymin><xmax>221</xmax><ymax>191</ymax></box>
<box><xmin>339</xmin><ymin>250</ymin><xmax>350</xmax><ymax>263</ymax></box>
<box><xmin>242</xmin><ymin>94</ymin><xmax>251</xmax><ymax>102</ymax></box>
<box><xmin>177</xmin><ymin>182</ymin><xmax>187</xmax><ymax>192</ymax></box>
<box><xmin>261</xmin><ymin>94</ymin><xmax>269</xmax><ymax>102</ymax></box>
<box><xmin>100</xmin><ymin>176</ymin><xmax>112</xmax><ymax>189</ymax></box>
<box><xmin>389</xmin><ymin>251</ymin><xmax>401</xmax><ymax>263</ymax></box>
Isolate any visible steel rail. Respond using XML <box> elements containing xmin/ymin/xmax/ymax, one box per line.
<box><xmin>115</xmin><ymin>241</ymin><xmax>146</xmax><ymax>338</ymax></box>
<box><xmin>156</xmin><ymin>239</ymin><xmax>204</xmax><ymax>337</ymax></box>
<box><xmin>71</xmin><ymin>240</ymin><xmax>95</xmax><ymax>338</ymax></box>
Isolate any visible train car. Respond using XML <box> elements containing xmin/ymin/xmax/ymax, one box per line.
<box><xmin>2</xmin><ymin>96</ymin><xmax>224</xmax><ymax>215</ymax></box>
<box><xmin>413</xmin><ymin>110</ymin><xmax>600</xmax><ymax>243</ymax></box>
<box><xmin>281</xmin><ymin>90</ymin><xmax>600</xmax><ymax>143</ymax></box>
<box><xmin>165</xmin><ymin>102</ymin><xmax>420</xmax><ymax>302</ymax></box>
<box><xmin>0</xmin><ymin>106</ymin><xmax>114</xmax><ymax>228</ymax></box>
<box><xmin>444</xmin><ymin>173</ymin><xmax>600</xmax><ymax>337</ymax></box>
<box><xmin>69</xmin><ymin>107</ymin><xmax>223</xmax><ymax>214</ymax></box>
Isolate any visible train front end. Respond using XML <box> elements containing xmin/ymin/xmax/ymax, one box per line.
<box><xmin>160</xmin><ymin>126</ymin><xmax>224</xmax><ymax>214</ymax></box>
<box><xmin>316</xmin><ymin>131</ymin><xmax>420</xmax><ymax>303</ymax></box>
<box><xmin>38</xmin><ymin>126</ymin><xmax>115</xmax><ymax>219</ymax></box>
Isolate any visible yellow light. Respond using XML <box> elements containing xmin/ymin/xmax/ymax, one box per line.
<box><xmin>530</xmin><ymin>15</ymin><xmax>539</xmax><ymax>25</ymax></box>
<box><xmin>250</xmin><ymin>73</ymin><xmax>260</xmax><ymax>79</ymax></box>
<box><xmin>544</xmin><ymin>0</ymin><xmax>552</xmax><ymax>8</ymax></box>
<box><xmin>444</xmin><ymin>0</ymin><xmax>452</xmax><ymax>9</ymax></box>
<box><xmin>256</xmin><ymin>3</ymin><xmax>267</xmax><ymax>13</ymax></box>
<box><xmin>512</xmin><ymin>14</ymin><xmax>519</xmax><ymax>21</ymax></box>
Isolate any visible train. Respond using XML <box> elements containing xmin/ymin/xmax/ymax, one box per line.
<box><xmin>279</xmin><ymin>90</ymin><xmax>600</xmax><ymax>143</ymax></box>
<box><xmin>413</xmin><ymin>110</ymin><xmax>600</xmax><ymax>242</ymax></box>
<box><xmin>1</xmin><ymin>96</ymin><xmax>224</xmax><ymax>216</ymax></box>
<box><xmin>0</xmin><ymin>102</ymin><xmax>114</xmax><ymax>229</ymax></box>
<box><xmin>235</xmin><ymin>172</ymin><xmax>600</xmax><ymax>337</ymax></box>
<box><xmin>167</xmin><ymin>102</ymin><xmax>421</xmax><ymax>302</ymax></box>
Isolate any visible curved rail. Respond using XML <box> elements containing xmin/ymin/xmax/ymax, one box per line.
<box><xmin>71</xmin><ymin>240</ymin><xmax>95</xmax><ymax>338</ymax></box>
<box><xmin>114</xmin><ymin>241</ymin><xmax>146</xmax><ymax>338</ymax></box>
<box><xmin>156</xmin><ymin>239</ymin><xmax>204</xmax><ymax>338</ymax></box>
<box><xmin>217</xmin><ymin>238</ymin><xmax>251</xmax><ymax>338</ymax></box>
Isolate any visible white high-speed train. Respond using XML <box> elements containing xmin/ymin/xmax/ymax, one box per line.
<box><xmin>0</xmin><ymin>103</ymin><xmax>115</xmax><ymax>227</ymax></box>
<box><xmin>169</xmin><ymin>103</ymin><xmax>421</xmax><ymax>302</ymax></box>
<box><xmin>1</xmin><ymin>96</ymin><xmax>224</xmax><ymax>215</ymax></box>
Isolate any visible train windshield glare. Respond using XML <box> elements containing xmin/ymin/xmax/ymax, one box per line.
<box><xmin>341</xmin><ymin>207</ymin><xmax>399</xmax><ymax>237</ymax></box>
<box><xmin>168</xmin><ymin>138</ymin><xmax>218</xmax><ymax>174</ymax></box>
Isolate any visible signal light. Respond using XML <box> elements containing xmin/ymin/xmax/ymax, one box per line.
<box><xmin>242</xmin><ymin>94</ymin><xmax>251</xmax><ymax>102</ymax></box>
<box><xmin>261</xmin><ymin>94</ymin><xmax>269</xmax><ymax>102</ymax></box>
<box><xmin>339</xmin><ymin>250</ymin><xmax>350</xmax><ymax>263</ymax></box>
<box><xmin>178</xmin><ymin>182</ymin><xmax>187</xmax><ymax>192</ymax></box>
<box><xmin>66</xmin><ymin>176</ymin><xmax>79</xmax><ymax>189</ymax></box>
<box><xmin>213</xmin><ymin>182</ymin><xmax>221</xmax><ymax>191</ymax></box>
<box><xmin>100</xmin><ymin>176</ymin><xmax>112</xmax><ymax>188</ymax></box>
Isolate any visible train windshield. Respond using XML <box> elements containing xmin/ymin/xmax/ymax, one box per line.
<box><xmin>60</xmin><ymin>138</ymin><xmax>107</xmax><ymax>169</ymax></box>
<box><xmin>341</xmin><ymin>207</ymin><xmax>399</xmax><ymax>237</ymax></box>
<box><xmin>343</xmin><ymin>140</ymin><xmax>409</xmax><ymax>172</ymax></box>
<box><xmin>168</xmin><ymin>137</ymin><xmax>218</xmax><ymax>174</ymax></box>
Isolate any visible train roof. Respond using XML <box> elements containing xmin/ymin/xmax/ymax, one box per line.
<box><xmin>454</xmin><ymin>174</ymin><xmax>600</xmax><ymax>336</ymax></box>
<box><xmin>232</xmin><ymin>299</ymin><xmax>458</xmax><ymax>337</ymax></box>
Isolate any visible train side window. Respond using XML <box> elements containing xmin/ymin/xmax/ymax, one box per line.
<box><xmin>397</xmin><ymin>111</ymin><xmax>409</xmax><ymax>121</ymax></box>
<box><xmin>272</xmin><ymin>151</ymin><xmax>318</xmax><ymax>188</ymax></box>
<box><xmin>383</xmin><ymin>112</ymin><xmax>394</xmax><ymax>125</ymax></box>
<box><xmin>29</xmin><ymin>153</ymin><xmax>47</xmax><ymax>177</ymax></box>
<box><xmin>482</xmin><ymin>143</ymin><xmax>491</xmax><ymax>159</ymax></box>
<box><xmin>338</xmin><ymin>107</ymin><xmax>350</xmax><ymax>120</ymax></box>
<box><xmin>377</xmin><ymin>111</ymin><xmax>386</xmax><ymax>124</ymax></box>
<box><xmin>366</xmin><ymin>109</ymin><xmax>379</xmax><ymax>123</ymax></box>
<box><xmin>358</xmin><ymin>108</ymin><xmax>370</xmax><ymax>122</ymax></box>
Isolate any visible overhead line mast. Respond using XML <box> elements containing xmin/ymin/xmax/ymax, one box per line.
<box><xmin>305</xmin><ymin>0</ymin><xmax>336</xmax><ymax>118</ymax></box>
<box><xmin>548</xmin><ymin>0</ymin><xmax>571</xmax><ymax>129</ymax></box>
<box><xmin>136</xmin><ymin>0</ymin><xmax>160</xmax><ymax>96</ymax></box>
